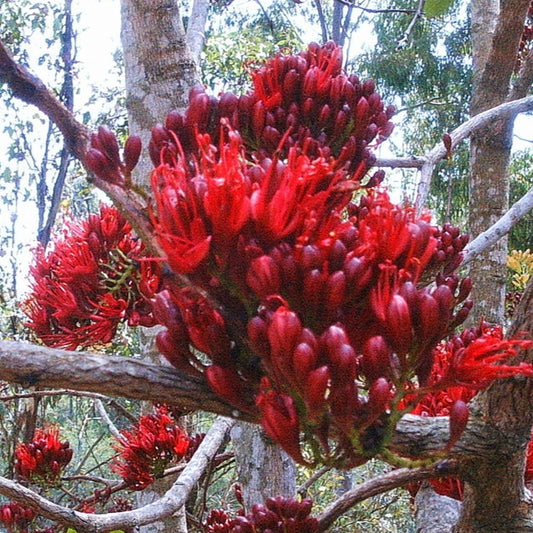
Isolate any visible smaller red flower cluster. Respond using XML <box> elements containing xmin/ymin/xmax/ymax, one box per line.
<box><xmin>24</xmin><ymin>204</ymin><xmax>161</xmax><ymax>349</ymax></box>
<box><xmin>112</xmin><ymin>407</ymin><xmax>190</xmax><ymax>490</ymax></box>
<box><xmin>405</xmin><ymin>323</ymin><xmax>533</xmax><ymax>499</ymax></box>
<box><xmin>203</xmin><ymin>495</ymin><xmax>318</xmax><ymax>533</ymax></box>
<box><xmin>0</xmin><ymin>502</ymin><xmax>36</xmax><ymax>533</ymax></box>
<box><xmin>15</xmin><ymin>427</ymin><xmax>73</xmax><ymax>486</ymax></box>
<box><xmin>85</xmin><ymin>126</ymin><xmax>142</xmax><ymax>186</ymax></box>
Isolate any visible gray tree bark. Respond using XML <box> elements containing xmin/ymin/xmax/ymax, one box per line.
<box><xmin>120</xmin><ymin>0</ymin><xmax>200</xmax><ymax>182</ymax></box>
<box><xmin>231</xmin><ymin>422</ymin><xmax>296</xmax><ymax>509</ymax></box>
<box><xmin>467</xmin><ymin>0</ymin><xmax>531</xmax><ymax>325</ymax></box>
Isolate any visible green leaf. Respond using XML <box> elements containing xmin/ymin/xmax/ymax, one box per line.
<box><xmin>424</xmin><ymin>0</ymin><xmax>454</xmax><ymax>18</ymax></box>
<box><xmin>66</xmin><ymin>529</ymin><xmax>78</xmax><ymax>533</ymax></box>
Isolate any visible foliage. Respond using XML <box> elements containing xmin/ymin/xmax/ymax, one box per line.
<box><xmin>507</xmin><ymin>249</ymin><xmax>533</xmax><ymax>292</ymax></box>
<box><xmin>509</xmin><ymin>151</ymin><xmax>533</xmax><ymax>252</ymax></box>
<box><xmin>357</xmin><ymin>0</ymin><xmax>471</xmax><ymax>222</ymax></box>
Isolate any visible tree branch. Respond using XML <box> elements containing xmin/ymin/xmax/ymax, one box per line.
<box><xmin>414</xmin><ymin>95</ymin><xmax>533</xmax><ymax>211</ymax></box>
<box><xmin>0</xmin><ymin>39</ymin><xmax>88</xmax><ymax>161</ymax></box>
<box><xmin>462</xmin><ymin>184</ymin><xmax>533</xmax><ymax>266</ymax></box>
<box><xmin>396</xmin><ymin>0</ymin><xmax>425</xmax><ymax>50</ymax></box>
<box><xmin>0</xmin><ymin>341</ymin><xmax>256</xmax><ymax>422</ymax></box>
<box><xmin>186</xmin><ymin>0</ymin><xmax>210</xmax><ymax>65</ymax></box>
<box><xmin>0</xmin><ymin>416</ymin><xmax>234</xmax><ymax>532</ymax></box>
<box><xmin>316</xmin><ymin>461</ymin><xmax>460</xmax><ymax>532</ymax></box>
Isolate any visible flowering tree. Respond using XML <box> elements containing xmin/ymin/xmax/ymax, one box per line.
<box><xmin>2</xmin><ymin>5</ymin><xmax>533</xmax><ymax>533</ymax></box>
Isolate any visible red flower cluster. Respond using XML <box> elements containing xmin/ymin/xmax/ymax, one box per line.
<box><xmin>136</xmin><ymin>41</ymin><xmax>393</xmax><ymax>187</ymax></box>
<box><xmin>112</xmin><ymin>407</ymin><xmax>190</xmax><ymax>490</ymax></box>
<box><xmin>203</xmin><ymin>495</ymin><xmax>318</xmax><ymax>533</ymax></box>
<box><xmin>0</xmin><ymin>502</ymin><xmax>36</xmax><ymax>533</ymax></box>
<box><xmin>405</xmin><ymin>324</ymin><xmax>533</xmax><ymax>499</ymax></box>
<box><xmin>15</xmin><ymin>427</ymin><xmax>73</xmax><ymax>485</ymax></box>
<box><xmin>24</xmin><ymin>204</ymin><xmax>161</xmax><ymax>349</ymax></box>
<box><xmin>79</xmin><ymin>42</ymin><xmax>533</xmax><ymax>468</ymax></box>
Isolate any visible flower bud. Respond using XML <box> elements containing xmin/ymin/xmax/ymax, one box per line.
<box><xmin>447</xmin><ymin>400</ymin><xmax>469</xmax><ymax>451</ymax></box>
<box><xmin>361</xmin><ymin>336</ymin><xmax>393</xmax><ymax>381</ymax></box>
<box><xmin>367</xmin><ymin>377</ymin><xmax>391</xmax><ymax>419</ymax></box>
<box><xmin>305</xmin><ymin>365</ymin><xmax>330</xmax><ymax>417</ymax></box>
<box><xmin>386</xmin><ymin>294</ymin><xmax>413</xmax><ymax>357</ymax></box>
<box><xmin>247</xmin><ymin>255</ymin><xmax>281</xmax><ymax>300</ymax></box>
<box><xmin>205</xmin><ymin>365</ymin><xmax>249</xmax><ymax>411</ymax></box>
<box><xmin>123</xmin><ymin>135</ymin><xmax>142</xmax><ymax>173</ymax></box>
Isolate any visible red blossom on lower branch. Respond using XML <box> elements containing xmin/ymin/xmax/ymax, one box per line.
<box><xmin>112</xmin><ymin>407</ymin><xmax>190</xmax><ymax>490</ymax></box>
<box><xmin>203</xmin><ymin>492</ymin><xmax>318</xmax><ymax>533</ymax></box>
<box><xmin>0</xmin><ymin>502</ymin><xmax>36</xmax><ymax>533</ymax></box>
<box><xmin>15</xmin><ymin>427</ymin><xmax>73</xmax><ymax>486</ymax></box>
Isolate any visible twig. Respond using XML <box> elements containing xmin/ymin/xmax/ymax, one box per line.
<box><xmin>316</xmin><ymin>461</ymin><xmax>459</xmax><ymax>532</ymax></box>
<box><xmin>297</xmin><ymin>465</ymin><xmax>333</xmax><ymax>497</ymax></box>
<box><xmin>313</xmin><ymin>0</ymin><xmax>329</xmax><ymax>43</ymax></box>
<box><xmin>396</xmin><ymin>0</ymin><xmax>425</xmax><ymax>50</ymax></box>
<box><xmin>0</xmin><ymin>389</ymin><xmax>138</xmax><ymax>423</ymax></box>
<box><xmin>462</xmin><ymin>184</ymin><xmax>533</xmax><ymax>266</ymax></box>
<box><xmin>94</xmin><ymin>399</ymin><xmax>121</xmax><ymax>440</ymax></box>
<box><xmin>332</xmin><ymin>0</ymin><xmax>417</xmax><ymax>14</ymax></box>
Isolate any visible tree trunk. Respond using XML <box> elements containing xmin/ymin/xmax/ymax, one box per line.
<box><xmin>120</xmin><ymin>0</ymin><xmax>199</xmax><ymax>181</ymax></box>
<box><xmin>415</xmin><ymin>484</ymin><xmax>460</xmax><ymax>533</ymax></box>
<box><xmin>231</xmin><ymin>422</ymin><xmax>296</xmax><ymax>509</ymax></box>
<box><xmin>466</xmin><ymin>0</ymin><xmax>530</xmax><ymax>325</ymax></box>
<box><xmin>454</xmin><ymin>277</ymin><xmax>533</xmax><ymax>532</ymax></box>
<box><xmin>467</xmin><ymin>119</ymin><xmax>512</xmax><ymax>324</ymax></box>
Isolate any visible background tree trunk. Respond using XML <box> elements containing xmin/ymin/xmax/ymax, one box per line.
<box><xmin>120</xmin><ymin>0</ymin><xmax>199</xmax><ymax>181</ymax></box>
<box><xmin>120</xmin><ymin>1</ymin><xmax>200</xmax><ymax>530</ymax></box>
<box><xmin>231</xmin><ymin>423</ymin><xmax>296</xmax><ymax>509</ymax></box>
<box><xmin>467</xmin><ymin>0</ymin><xmax>530</xmax><ymax>324</ymax></box>
<box><xmin>119</xmin><ymin>0</ymin><xmax>296</xmax><ymax>520</ymax></box>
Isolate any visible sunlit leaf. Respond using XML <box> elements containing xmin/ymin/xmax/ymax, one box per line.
<box><xmin>424</xmin><ymin>0</ymin><xmax>454</xmax><ymax>18</ymax></box>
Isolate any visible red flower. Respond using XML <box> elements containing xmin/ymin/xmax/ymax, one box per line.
<box><xmin>151</xmin><ymin>163</ymin><xmax>212</xmax><ymax>274</ymax></box>
<box><xmin>256</xmin><ymin>378</ymin><xmax>306</xmax><ymax>464</ymax></box>
<box><xmin>112</xmin><ymin>407</ymin><xmax>190</xmax><ymax>490</ymax></box>
<box><xmin>0</xmin><ymin>502</ymin><xmax>36</xmax><ymax>533</ymax></box>
<box><xmin>23</xmin><ymin>205</ymin><xmax>161</xmax><ymax>349</ymax></box>
<box><xmin>250</xmin><ymin>151</ymin><xmax>345</xmax><ymax>244</ymax></box>
<box><xmin>437</xmin><ymin>326</ymin><xmax>533</xmax><ymax>390</ymax></box>
<box><xmin>200</xmin><ymin>128</ymin><xmax>251</xmax><ymax>247</ymax></box>
<box><xmin>15</xmin><ymin>427</ymin><xmax>73</xmax><ymax>485</ymax></box>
